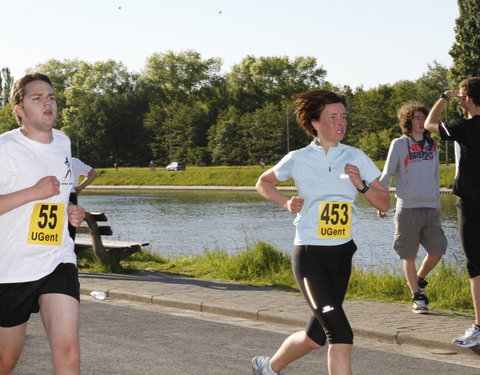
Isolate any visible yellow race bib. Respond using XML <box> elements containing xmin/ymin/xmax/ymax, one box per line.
<box><xmin>28</xmin><ymin>203</ymin><xmax>65</xmax><ymax>246</ymax></box>
<box><xmin>318</xmin><ymin>201</ymin><xmax>351</xmax><ymax>239</ymax></box>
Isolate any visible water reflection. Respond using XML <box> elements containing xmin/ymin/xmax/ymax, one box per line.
<box><xmin>77</xmin><ymin>190</ymin><xmax>463</xmax><ymax>272</ymax></box>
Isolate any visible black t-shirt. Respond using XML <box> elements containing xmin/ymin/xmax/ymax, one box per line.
<box><xmin>439</xmin><ymin>115</ymin><xmax>480</xmax><ymax>201</ymax></box>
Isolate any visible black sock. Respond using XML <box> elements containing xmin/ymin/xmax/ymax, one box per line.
<box><xmin>418</xmin><ymin>277</ymin><xmax>428</xmax><ymax>288</ymax></box>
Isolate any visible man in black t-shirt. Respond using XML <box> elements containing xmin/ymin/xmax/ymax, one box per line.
<box><xmin>425</xmin><ymin>77</ymin><xmax>480</xmax><ymax>348</ymax></box>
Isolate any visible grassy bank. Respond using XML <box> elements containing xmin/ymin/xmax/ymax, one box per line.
<box><xmin>77</xmin><ymin>241</ymin><xmax>472</xmax><ymax>313</ymax></box>
<box><xmin>91</xmin><ymin>163</ymin><xmax>456</xmax><ymax>189</ymax></box>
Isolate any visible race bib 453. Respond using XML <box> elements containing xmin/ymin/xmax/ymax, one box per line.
<box><xmin>317</xmin><ymin>201</ymin><xmax>351</xmax><ymax>239</ymax></box>
<box><xmin>28</xmin><ymin>203</ymin><xmax>65</xmax><ymax>245</ymax></box>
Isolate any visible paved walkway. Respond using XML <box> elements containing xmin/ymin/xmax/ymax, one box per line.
<box><xmin>79</xmin><ymin>271</ymin><xmax>480</xmax><ymax>358</ymax></box>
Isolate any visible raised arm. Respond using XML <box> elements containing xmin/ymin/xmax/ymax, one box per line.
<box><xmin>425</xmin><ymin>90</ymin><xmax>460</xmax><ymax>134</ymax></box>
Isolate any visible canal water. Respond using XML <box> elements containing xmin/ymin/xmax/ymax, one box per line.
<box><xmin>77</xmin><ymin>190</ymin><xmax>463</xmax><ymax>272</ymax></box>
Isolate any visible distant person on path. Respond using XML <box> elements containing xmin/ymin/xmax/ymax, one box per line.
<box><xmin>379</xmin><ymin>102</ymin><xmax>447</xmax><ymax>314</ymax></box>
<box><xmin>68</xmin><ymin>157</ymin><xmax>97</xmax><ymax>240</ymax></box>
<box><xmin>260</xmin><ymin>158</ymin><xmax>266</xmax><ymax>168</ymax></box>
<box><xmin>252</xmin><ymin>90</ymin><xmax>389</xmax><ymax>375</ymax></box>
<box><xmin>0</xmin><ymin>73</ymin><xmax>85</xmax><ymax>374</ymax></box>
<box><xmin>425</xmin><ymin>77</ymin><xmax>480</xmax><ymax>348</ymax></box>
<box><xmin>149</xmin><ymin>160</ymin><xmax>156</xmax><ymax>171</ymax></box>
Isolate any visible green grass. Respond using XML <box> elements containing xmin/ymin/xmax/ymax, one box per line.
<box><xmin>77</xmin><ymin>241</ymin><xmax>473</xmax><ymax>313</ymax></box>
<box><xmin>91</xmin><ymin>163</ymin><xmax>455</xmax><ymax>189</ymax></box>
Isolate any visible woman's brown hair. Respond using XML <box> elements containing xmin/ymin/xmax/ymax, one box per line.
<box><xmin>293</xmin><ymin>89</ymin><xmax>346</xmax><ymax>137</ymax></box>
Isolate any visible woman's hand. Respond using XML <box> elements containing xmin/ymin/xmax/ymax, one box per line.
<box><xmin>286</xmin><ymin>196</ymin><xmax>304</xmax><ymax>213</ymax></box>
<box><xmin>377</xmin><ymin>209</ymin><xmax>387</xmax><ymax>218</ymax></box>
<box><xmin>344</xmin><ymin>163</ymin><xmax>364</xmax><ymax>190</ymax></box>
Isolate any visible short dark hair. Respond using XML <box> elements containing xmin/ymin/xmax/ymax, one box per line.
<box><xmin>459</xmin><ymin>77</ymin><xmax>480</xmax><ymax>106</ymax></box>
<box><xmin>397</xmin><ymin>101</ymin><xmax>429</xmax><ymax>137</ymax></box>
<box><xmin>293</xmin><ymin>89</ymin><xmax>347</xmax><ymax>137</ymax></box>
<box><xmin>10</xmin><ymin>72</ymin><xmax>53</xmax><ymax>125</ymax></box>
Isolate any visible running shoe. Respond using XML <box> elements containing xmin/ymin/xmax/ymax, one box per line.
<box><xmin>251</xmin><ymin>356</ymin><xmax>282</xmax><ymax>375</ymax></box>
<box><xmin>412</xmin><ymin>291</ymin><xmax>428</xmax><ymax>314</ymax></box>
<box><xmin>453</xmin><ymin>325</ymin><xmax>480</xmax><ymax>347</ymax></box>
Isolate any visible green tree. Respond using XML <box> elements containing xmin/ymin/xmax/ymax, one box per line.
<box><xmin>415</xmin><ymin>61</ymin><xmax>450</xmax><ymax>107</ymax></box>
<box><xmin>208</xmin><ymin>106</ymin><xmax>245</xmax><ymax>165</ymax></box>
<box><xmin>449</xmin><ymin>0</ymin><xmax>480</xmax><ymax>85</ymax></box>
<box><xmin>139</xmin><ymin>50</ymin><xmax>224</xmax><ymax>104</ymax></box>
<box><xmin>226</xmin><ymin>56</ymin><xmax>327</xmax><ymax>113</ymax></box>
<box><xmin>346</xmin><ymin>85</ymin><xmax>396</xmax><ymax>151</ymax></box>
<box><xmin>358</xmin><ymin>128</ymin><xmax>397</xmax><ymax>161</ymax></box>
<box><xmin>0</xmin><ymin>68</ymin><xmax>14</xmax><ymax>108</ymax></box>
<box><xmin>241</xmin><ymin>103</ymin><xmax>286</xmax><ymax>165</ymax></box>
<box><xmin>148</xmin><ymin>101</ymin><xmax>208</xmax><ymax>165</ymax></box>
<box><xmin>139</xmin><ymin>50</ymin><xmax>225</xmax><ymax>165</ymax></box>
<box><xmin>0</xmin><ymin>104</ymin><xmax>16</xmax><ymax>134</ymax></box>
<box><xmin>63</xmin><ymin>60</ymin><xmax>148</xmax><ymax>166</ymax></box>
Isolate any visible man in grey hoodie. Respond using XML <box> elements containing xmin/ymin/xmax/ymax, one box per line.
<box><xmin>379</xmin><ymin>101</ymin><xmax>447</xmax><ymax>314</ymax></box>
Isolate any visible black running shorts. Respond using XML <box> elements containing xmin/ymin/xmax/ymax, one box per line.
<box><xmin>0</xmin><ymin>262</ymin><xmax>80</xmax><ymax>327</ymax></box>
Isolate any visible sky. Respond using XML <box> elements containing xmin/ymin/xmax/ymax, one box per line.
<box><xmin>1</xmin><ymin>0</ymin><xmax>459</xmax><ymax>89</ymax></box>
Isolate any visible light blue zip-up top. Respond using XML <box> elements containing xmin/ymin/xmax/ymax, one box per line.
<box><xmin>273</xmin><ymin>140</ymin><xmax>381</xmax><ymax>246</ymax></box>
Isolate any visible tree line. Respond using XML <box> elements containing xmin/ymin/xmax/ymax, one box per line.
<box><xmin>0</xmin><ymin>0</ymin><xmax>478</xmax><ymax>168</ymax></box>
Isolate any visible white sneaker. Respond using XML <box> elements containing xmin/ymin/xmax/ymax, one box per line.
<box><xmin>453</xmin><ymin>325</ymin><xmax>480</xmax><ymax>347</ymax></box>
<box><xmin>412</xmin><ymin>292</ymin><xmax>428</xmax><ymax>314</ymax></box>
<box><xmin>251</xmin><ymin>356</ymin><xmax>282</xmax><ymax>375</ymax></box>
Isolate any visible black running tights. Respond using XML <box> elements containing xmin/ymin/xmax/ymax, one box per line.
<box><xmin>292</xmin><ymin>241</ymin><xmax>357</xmax><ymax>346</ymax></box>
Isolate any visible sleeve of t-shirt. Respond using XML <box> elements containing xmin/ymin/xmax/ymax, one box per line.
<box><xmin>358</xmin><ymin>149</ymin><xmax>381</xmax><ymax>185</ymax></box>
<box><xmin>379</xmin><ymin>139</ymin><xmax>399</xmax><ymax>189</ymax></box>
<box><xmin>439</xmin><ymin>119</ymin><xmax>466</xmax><ymax>142</ymax></box>
<box><xmin>76</xmin><ymin>160</ymin><xmax>92</xmax><ymax>176</ymax></box>
<box><xmin>272</xmin><ymin>151</ymin><xmax>296</xmax><ymax>182</ymax></box>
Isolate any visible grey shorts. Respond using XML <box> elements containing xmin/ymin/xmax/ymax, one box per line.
<box><xmin>393</xmin><ymin>207</ymin><xmax>447</xmax><ymax>259</ymax></box>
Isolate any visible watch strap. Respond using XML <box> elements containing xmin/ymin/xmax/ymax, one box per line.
<box><xmin>357</xmin><ymin>180</ymin><xmax>369</xmax><ymax>193</ymax></box>
<box><xmin>440</xmin><ymin>93</ymin><xmax>449</xmax><ymax>101</ymax></box>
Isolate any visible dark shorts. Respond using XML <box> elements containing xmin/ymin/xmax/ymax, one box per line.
<box><xmin>456</xmin><ymin>197</ymin><xmax>480</xmax><ymax>278</ymax></box>
<box><xmin>393</xmin><ymin>207</ymin><xmax>447</xmax><ymax>259</ymax></box>
<box><xmin>0</xmin><ymin>263</ymin><xmax>80</xmax><ymax>328</ymax></box>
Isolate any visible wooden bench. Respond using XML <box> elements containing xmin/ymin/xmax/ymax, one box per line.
<box><xmin>74</xmin><ymin>212</ymin><xmax>149</xmax><ymax>270</ymax></box>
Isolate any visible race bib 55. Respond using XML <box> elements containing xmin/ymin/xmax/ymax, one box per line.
<box><xmin>28</xmin><ymin>203</ymin><xmax>65</xmax><ymax>245</ymax></box>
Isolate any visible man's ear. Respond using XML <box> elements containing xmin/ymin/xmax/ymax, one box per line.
<box><xmin>13</xmin><ymin>104</ymin><xmax>22</xmax><ymax>116</ymax></box>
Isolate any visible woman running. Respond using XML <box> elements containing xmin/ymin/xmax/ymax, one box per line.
<box><xmin>251</xmin><ymin>89</ymin><xmax>390</xmax><ymax>375</ymax></box>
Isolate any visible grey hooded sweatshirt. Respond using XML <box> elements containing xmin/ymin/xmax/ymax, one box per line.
<box><xmin>379</xmin><ymin>135</ymin><xmax>440</xmax><ymax>208</ymax></box>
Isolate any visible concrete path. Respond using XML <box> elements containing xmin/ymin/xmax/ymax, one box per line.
<box><xmin>78</xmin><ymin>271</ymin><xmax>480</xmax><ymax>359</ymax></box>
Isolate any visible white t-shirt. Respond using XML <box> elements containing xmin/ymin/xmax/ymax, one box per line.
<box><xmin>71</xmin><ymin>157</ymin><xmax>92</xmax><ymax>193</ymax></box>
<box><xmin>273</xmin><ymin>140</ymin><xmax>381</xmax><ymax>246</ymax></box>
<box><xmin>0</xmin><ymin>128</ymin><xmax>76</xmax><ymax>283</ymax></box>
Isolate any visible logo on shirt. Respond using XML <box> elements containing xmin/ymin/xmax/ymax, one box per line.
<box><xmin>404</xmin><ymin>139</ymin><xmax>437</xmax><ymax>167</ymax></box>
<box><xmin>64</xmin><ymin>157</ymin><xmax>72</xmax><ymax>180</ymax></box>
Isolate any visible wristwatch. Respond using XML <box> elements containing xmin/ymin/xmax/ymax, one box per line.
<box><xmin>440</xmin><ymin>93</ymin><xmax>449</xmax><ymax>101</ymax></box>
<box><xmin>356</xmin><ymin>180</ymin><xmax>369</xmax><ymax>193</ymax></box>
